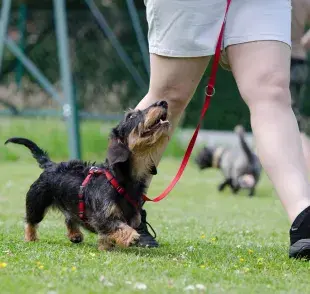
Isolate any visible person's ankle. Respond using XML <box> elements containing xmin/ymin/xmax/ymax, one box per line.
<box><xmin>289</xmin><ymin>200</ymin><xmax>310</xmax><ymax>224</ymax></box>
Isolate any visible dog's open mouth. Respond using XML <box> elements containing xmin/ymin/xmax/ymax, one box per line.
<box><xmin>142</xmin><ymin>111</ymin><xmax>169</xmax><ymax>137</ymax></box>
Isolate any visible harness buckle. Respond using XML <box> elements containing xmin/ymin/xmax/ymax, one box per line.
<box><xmin>89</xmin><ymin>166</ymin><xmax>103</xmax><ymax>174</ymax></box>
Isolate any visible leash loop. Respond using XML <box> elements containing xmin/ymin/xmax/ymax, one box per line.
<box><xmin>205</xmin><ymin>85</ymin><xmax>216</xmax><ymax>97</ymax></box>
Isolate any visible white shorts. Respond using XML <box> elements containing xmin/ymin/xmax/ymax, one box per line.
<box><xmin>145</xmin><ymin>0</ymin><xmax>292</xmax><ymax>57</ymax></box>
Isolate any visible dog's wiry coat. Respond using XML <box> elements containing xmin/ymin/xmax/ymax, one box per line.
<box><xmin>5</xmin><ymin>101</ymin><xmax>170</xmax><ymax>250</ymax></box>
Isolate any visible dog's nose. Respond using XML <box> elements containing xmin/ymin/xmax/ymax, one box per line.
<box><xmin>156</xmin><ymin>100</ymin><xmax>168</xmax><ymax>109</ymax></box>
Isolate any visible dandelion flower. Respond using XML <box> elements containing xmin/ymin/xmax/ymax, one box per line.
<box><xmin>71</xmin><ymin>266</ymin><xmax>77</xmax><ymax>271</ymax></box>
<box><xmin>239</xmin><ymin>258</ymin><xmax>245</xmax><ymax>262</ymax></box>
<box><xmin>200</xmin><ymin>234</ymin><xmax>206</xmax><ymax>239</ymax></box>
<box><xmin>0</xmin><ymin>262</ymin><xmax>7</xmax><ymax>268</ymax></box>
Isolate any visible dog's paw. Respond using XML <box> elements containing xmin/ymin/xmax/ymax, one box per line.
<box><xmin>110</xmin><ymin>226</ymin><xmax>140</xmax><ymax>248</ymax></box>
<box><xmin>68</xmin><ymin>232</ymin><xmax>84</xmax><ymax>244</ymax></box>
<box><xmin>98</xmin><ymin>243</ymin><xmax>114</xmax><ymax>251</ymax></box>
<box><xmin>24</xmin><ymin>235</ymin><xmax>38</xmax><ymax>242</ymax></box>
<box><xmin>126</xmin><ymin>230</ymin><xmax>140</xmax><ymax>247</ymax></box>
<box><xmin>24</xmin><ymin>224</ymin><xmax>38</xmax><ymax>242</ymax></box>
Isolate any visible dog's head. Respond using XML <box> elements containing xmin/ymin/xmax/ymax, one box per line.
<box><xmin>195</xmin><ymin>147</ymin><xmax>214</xmax><ymax>169</ymax></box>
<box><xmin>107</xmin><ymin>101</ymin><xmax>170</xmax><ymax>178</ymax></box>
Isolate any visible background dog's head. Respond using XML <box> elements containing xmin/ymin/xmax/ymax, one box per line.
<box><xmin>195</xmin><ymin>147</ymin><xmax>214</xmax><ymax>169</ymax></box>
<box><xmin>107</xmin><ymin>101</ymin><xmax>170</xmax><ymax>178</ymax></box>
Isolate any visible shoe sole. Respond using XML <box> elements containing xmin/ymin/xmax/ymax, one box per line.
<box><xmin>289</xmin><ymin>239</ymin><xmax>310</xmax><ymax>260</ymax></box>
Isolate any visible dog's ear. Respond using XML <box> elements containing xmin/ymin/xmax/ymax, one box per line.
<box><xmin>107</xmin><ymin>138</ymin><xmax>130</xmax><ymax>166</ymax></box>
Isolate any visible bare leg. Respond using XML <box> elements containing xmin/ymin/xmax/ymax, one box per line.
<box><xmin>227</xmin><ymin>41</ymin><xmax>310</xmax><ymax>222</ymax></box>
<box><xmin>300</xmin><ymin>132</ymin><xmax>310</xmax><ymax>173</ymax></box>
<box><xmin>136</xmin><ymin>54</ymin><xmax>210</xmax><ymax>187</ymax></box>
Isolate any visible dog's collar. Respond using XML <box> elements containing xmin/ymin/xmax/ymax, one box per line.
<box><xmin>212</xmin><ymin>147</ymin><xmax>226</xmax><ymax>168</ymax></box>
<box><xmin>78</xmin><ymin>166</ymin><xmax>140</xmax><ymax>221</ymax></box>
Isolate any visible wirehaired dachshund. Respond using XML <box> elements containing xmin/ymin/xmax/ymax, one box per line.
<box><xmin>5</xmin><ymin>100</ymin><xmax>170</xmax><ymax>251</ymax></box>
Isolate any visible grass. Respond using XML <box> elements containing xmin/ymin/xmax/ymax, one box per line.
<box><xmin>0</xmin><ymin>118</ymin><xmax>185</xmax><ymax>162</ymax></box>
<box><xmin>1</xmin><ymin>157</ymin><xmax>310</xmax><ymax>294</ymax></box>
<box><xmin>1</xmin><ymin>117</ymin><xmax>310</xmax><ymax>293</ymax></box>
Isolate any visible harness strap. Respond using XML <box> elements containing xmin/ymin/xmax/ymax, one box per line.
<box><xmin>78</xmin><ymin>167</ymin><xmax>139</xmax><ymax>220</ymax></box>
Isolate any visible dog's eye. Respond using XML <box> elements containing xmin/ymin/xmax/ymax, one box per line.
<box><xmin>126</xmin><ymin>113</ymin><xmax>135</xmax><ymax>120</ymax></box>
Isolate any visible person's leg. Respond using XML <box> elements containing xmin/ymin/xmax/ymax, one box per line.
<box><xmin>136</xmin><ymin>54</ymin><xmax>211</xmax><ymax>164</ymax></box>
<box><xmin>227</xmin><ymin>41</ymin><xmax>310</xmax><ymax>222</ymax></box>
<box><xmin>227</xmin><ymin>41</ymin><xmax>310</xmax><ymax>258</ymax></box>
<box><xmin>135</xmin><ymin>54</ymin><xmax>211</xmax><ymax>247</ymax></box>
<box><xmin>301</xmin><ymin>132</ymin><xmax>310</xmax><ymax>172</ymax></box>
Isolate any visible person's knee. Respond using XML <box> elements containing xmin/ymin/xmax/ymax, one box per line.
<box><xmin>149</xmin><ymin>82</ymin><xmax>194</xmax><ymax>115</ymax></box>
<box><xmin>238</xmin><ymin>69</ymin><xmax>291</xmax><ymax>110</ymax></box>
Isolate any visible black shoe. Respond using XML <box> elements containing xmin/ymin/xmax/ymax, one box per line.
<box><xmin>289</xmin><ymin>206</ymin><xmax>310</xmax><ymax>259</ymax></box>
<box><xmin>135</xmin><ymin>209</ymin><xmax>159</xmax><ymax>248</ymax></box>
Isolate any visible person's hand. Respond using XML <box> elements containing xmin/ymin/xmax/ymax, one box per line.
<box><xmin>301</xmin><ymin>29</ymin><xmax>310</xmax><ymax>50</ymax></box>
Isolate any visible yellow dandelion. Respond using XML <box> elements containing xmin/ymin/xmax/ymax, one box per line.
<box><xmin>200</xmin><ymin>234</ymin><xmax>206</xmax><ymax>239</ymax></box>
<box><xmin>71</xmin><ymin>266</ymin><xmax>77</xmax><ymax>271</ymax></box>
<box><xmin>199</xmin><ymin>264</ymin><xmax>206</xmax><ymax>269</ymax></box>
<box><xmin>239</xmin><ymin>258</ymin><xmax>245</xmax><ymax>262</ymax></box>
<box><xmin>243</xmin><ymin>267</ymin><xmax>250</xmax><ymax>273</ymax></box>
<box><xmin>0</xmin><ymin>262</ymin><xmax>7</xmax><ymax>268</ymax></box>
<box><xmin>248</xmin><ymin>249</ymin><xmax>254</xmax><ymax>254</ymax></box>
<box><xmin>38</xmin><ymin>265</ymin><xmax>44</xmax><ymax>270</ymax></box>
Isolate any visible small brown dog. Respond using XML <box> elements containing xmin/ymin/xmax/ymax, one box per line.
<box><xmin>5</xmin><ymin>101</ymin><xmax>170</xmax><ymax>250</ymax></box>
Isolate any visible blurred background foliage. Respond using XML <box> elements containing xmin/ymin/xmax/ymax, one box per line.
<box><xmin>1</xmin><ymin>0</ymin><xmax>310</xmax><ymax>132</ymax></box>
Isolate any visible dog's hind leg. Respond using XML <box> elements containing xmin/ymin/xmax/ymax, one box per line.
<box><xmin>65</xmin><ymin>217</ymin><xmax>84</xmax><ymax>244</ymax></box>
<box><xmin>248</xmin><ymin>186</ymin><xmax>256</xmax><ymax>197</ymax></box>
<box><xmin>218</xmin><ymin>179</ymin><xmax>231</xmax><ymax>192</ymax></box>
<box><xmin>230</xmin><ymin>179</ymin><xmax>240</xmax><ymax>194</ymax></box>
<box><xmin>25</xmin><ymin>183</ymin><xmax>53</xmax><ymax>242</ymax></box>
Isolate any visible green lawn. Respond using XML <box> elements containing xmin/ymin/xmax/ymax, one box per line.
<box><xmin>1</xmin><ymin>158</ymin><xmax>310</xmax><ymax>294</ymax></box>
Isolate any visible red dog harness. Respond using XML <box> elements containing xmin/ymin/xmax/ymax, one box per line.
<box><xmin>78</xmin><ymin>166</ymin><xmax>140</xmax><ymax>220</ymax></box>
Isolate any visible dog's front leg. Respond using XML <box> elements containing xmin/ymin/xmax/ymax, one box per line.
<box><xmin>97</xmin><ymin>221</ymin><xmax>140</xmax><ymax>251</ymax></box>
<box><xmin>129</xmin><ymin>212</ymin><xmax>141</xmax><ymax>229</ymax></box>
<box><xmin>107</xmin><ymin>223</ymin><xmax>140</xmax><ymax>248</ymax></box>
<box><xmin>248</xmin><ymin>186</ymin><xmax>256</xmax><ymax>197</ymax></box>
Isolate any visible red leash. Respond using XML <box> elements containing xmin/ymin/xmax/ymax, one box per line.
<box><xmin>143</xmin><ymin>0</ymin><xmax>231</xmax><ymax>203</ymax></box>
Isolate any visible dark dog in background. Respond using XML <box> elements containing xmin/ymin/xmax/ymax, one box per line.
<box><xmin>5</xmin><ymin>101</ymin><xmax>170</xmax><ymax>251</ymax></box>
<box><xmin>195</xmin><ymin>125</ymin><xmax>262</xmax><ymax>196</ymax></box>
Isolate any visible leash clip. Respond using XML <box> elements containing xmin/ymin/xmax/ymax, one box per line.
<box><xmin>205</xmin><ymin>85</ymin><xmax>216</xmax><ymax>97</ymax></box>
<box><xmin>89</xmin><ymin>166</ymin><xmax>103</xmax><ymax>174</ymax></box>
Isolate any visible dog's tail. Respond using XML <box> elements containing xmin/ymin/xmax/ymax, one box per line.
<box><xmin>5</xmin><ymin>137</ymin><xmax>54</xmax><ymax>169</ymax></box>
<box><xmin>234</xmin><ymin>125</ymin><xmax>255</xmax><ymax>164</ymax></box>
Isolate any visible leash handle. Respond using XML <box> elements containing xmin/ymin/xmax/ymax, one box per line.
<box><xmin>143</xmin><ymin>0</ymin><xmax>232</xmax><ymax>203</ymax></box>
